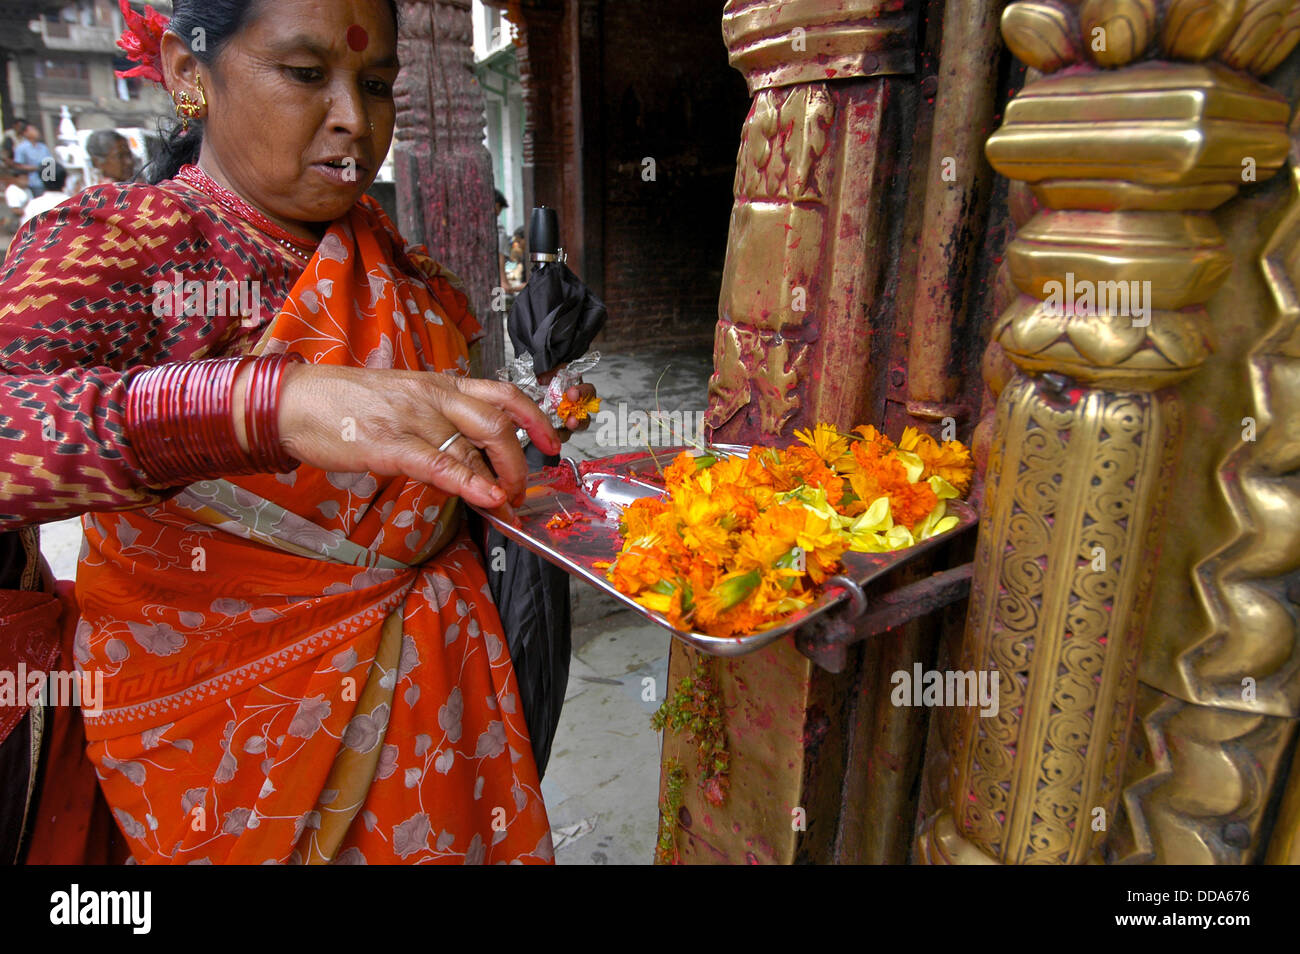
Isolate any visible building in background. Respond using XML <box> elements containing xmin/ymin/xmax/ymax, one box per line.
<box><xmin>480</xmin><ymin>0</ymin><xmax>749</xmax><ymax>350</ymax></box>
<box><xmin>1</xmin><ymin>1</ymin><xmax>174</xmax><ymax>164</ymax></box>
<box><xmin>473</xmin><ymin>1</ymin><xmax>525</xmax><ymax>244</ymax></box>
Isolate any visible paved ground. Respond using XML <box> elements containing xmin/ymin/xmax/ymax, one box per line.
<box><xmin>35</xmin><ymin>334</ymin><xmax>714</xmax><ymax>865</ymax></box>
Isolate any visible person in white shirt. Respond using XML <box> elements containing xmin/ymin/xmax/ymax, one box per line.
<box><xmin>20</xmin><ymin>164</ymin><xmax>70</xmax><ymax>224</ymax></box>
<box><xmin>4</xmin><ymin>175</ymin><xmax>29</xmax><ymax>228</ymax></box>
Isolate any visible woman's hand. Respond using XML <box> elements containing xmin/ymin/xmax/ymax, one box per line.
<box><xmin>260</xmin><ymin>364</ymin><xmax>563</xmax><ymax>525</ymax></box>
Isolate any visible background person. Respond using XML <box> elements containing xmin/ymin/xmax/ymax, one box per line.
<box><xmin>84</xmin><ymin>129</ymin><xmax>138</xmax><ymax>184</ymax></box>
<box><xmin>3</xmin><ymin>173</ymin><xmax>29</xmax><ymax>231</ymax></box>
<box><xmin>1</xmin><ymin>119</ymin><xmax>28</xmax><ymax>174</ymax></box>
<box><xmin>11</xmin><ymin>123</ymin><xmax>52</xmax><ymax>198</ymax></box>
<box><xmin>19</xmin><ymin>163</ymin><xmax>71</xmax><ymax>224</ymax></box>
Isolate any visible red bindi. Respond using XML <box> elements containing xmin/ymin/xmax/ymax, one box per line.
<box><xmin>346</xmin><ymin>25</ymin><xmax>369</xmax><ymax>52</ymax></box>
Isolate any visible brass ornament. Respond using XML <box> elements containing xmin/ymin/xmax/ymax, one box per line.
<box><xmin>1008</xmin><ymin>211</ymin><xmax>1233</xmax><ymax>310</ymax></box>
<box><xmin>708</xmin><ymin>72</ymin><xmax>889</xmax><ymax>437</ymax></box>
<box><xmin>916</xmin><ymin>810</ymin><xmax>1002</xmax><ymax>865</ymax></box>
<box><xmin>1137</xmin><ymin>161</ymin><xmax>1300</xmax><ymax>720</ymax></box>
<box><xmin>993</xmin><ymin>298</ymin><xmax>1209</xmax><ymax>388</ymax></box>
<box><xmin>1080</xmin><ymin>0</ymin><xmax>1156</xmax><ymax>68</ymax></box>
<box><xmin>706</xmin><ymin>321</ymin><xmax>811</xmax><ymax>434</ymax></box>
<box><xmin>1111</xmin><ymin>685</ymin><xmax>1298</xmax><ymax>864</ymax></box>
<box><xmin>1001</xmin><ymin>0</ymin><xmax>1300</xmax><ymax>75</ymax></box>
<box><xmin>722</xmin><ymin>0</ymin><xmax>916</xmax><ymax>93</ymax></box>
<box><xmin>938</xmin><ymin>376</ymin><xmax>1178</xmax><ymax>863</ymax></box>
<box><xmin>1219</xmin><ymin>0</ymin><xmax>1300</xmax><ymax>74</ymax></box>
<box><xmin>920</xmin><ymin>0</ymin><xmax>1300</xmax><ymax>866</ymax></box>
<box><xmin>984</xmin><ymin>64</ymin><xmax>1291</xmax><ymax>194</ymax></box>
<box><xmin>1001</xmin><ymin>2</ymin><xmax>1080</xmax><ymax>73</ymax></box>
<box><xmin>1161</xmin><ymin>0</ymin><xmax>1244</xmax><ymax>61</ymax></box>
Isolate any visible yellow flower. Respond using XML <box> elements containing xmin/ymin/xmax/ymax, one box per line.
<box><xmin>923</xmin><ymin>441</ymin><xmax>974</xmax><ymax>496</ymax></box>
<box><xmin>927</xmin><ymin>475</ymin><xmax>959</xmax><ymax>500</ymax></box>
<box><xmin>557</xmin><ymin>393</ymin><xmax>601</xmax><ymax>422</ymax></box>
<box><xmin>794</xmin><ymin>423</ymin><xmax>852</xmax><ymax>469</ymax></box>
<box><xmin>894</xmin><ymin>449</ymin><xmax>925</xmax><ymax>483</ymax></box>
<box><xmin>852</xmin><ymin>424</ymin><xmax>894</xmax><ymax>450</ymax></box>
<box><xmin>608</xmin><ymin>418</ymin><xmax>970</xmax><ymax>637</ymax></box>
<box><xmin>845</xmin><ymin>496</ymin><xmax>893</xmax><ymax>551</ymax></box>
<box><xmin>792</xmin><ymin>506</ymin><xmax>849</xmax><ymax>583</ymax></box>
<box><xmin>901</xmin><ymin>428</ymin><xmax>974</xmax><ymax>496</ymax></box>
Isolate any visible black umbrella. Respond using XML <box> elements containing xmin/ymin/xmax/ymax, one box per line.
<box><xmin>486</xmin><ymin>206</ymin><xmax>607</xmax><ymax>778</ymax></box>
<box><xmin>506</xmin><ymin>251</ymin><xmax>606</xmax><ymax>378</ymax></box>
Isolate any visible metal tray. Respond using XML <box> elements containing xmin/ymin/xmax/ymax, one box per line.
<box><xmin>475</xmin><ymin>444</ymin><xmax>978</xmax><ymax>657</ymax></box>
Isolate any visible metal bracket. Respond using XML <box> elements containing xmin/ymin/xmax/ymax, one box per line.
<box><xmin>531</xmin><ymin>247</ymin><xmax>567</xmax><ymax>265</ymax></box>
<box><xmin>794</xmin><ymin>563</ymin><xmax>974</xmax><ymax>673</ymax></box>
<box><xmin>824</xmin><ymin>574</ymin><xmax>869</xmax><ymax>621</ymax></box>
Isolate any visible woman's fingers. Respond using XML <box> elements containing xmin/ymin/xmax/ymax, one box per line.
<box><xmin>414</xmin><ymin>435</ymin><xmax>509</xmax><ymax>509</ymax></box>
<box><xmin>453</xmin><ymin>377</ymin><xmax>562</xmax><ymax>455</ymax></box>
<box><xmin>448</xmin><ymin>433</ymin><xmax>523</xmax><ymax>523</ymax></box>
<box><xmin>418</xmin><ymin>383</ymin><xmax>539</xmax><ymax>505</ymax></box>
<box><xmin>277</xmin><ymin>366</ymin><xmax>565</xmax><ymax>521</ymax></box>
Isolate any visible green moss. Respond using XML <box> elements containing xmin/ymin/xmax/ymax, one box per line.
<box><xmin>656</xmin><ymin>758</ymin><xmax>688</xmax><ymax>865</ymax></box>
<box><xmin>653</xmin><ymin>656</ymin><xmax>732</xmax><ymax>861</ymax></box>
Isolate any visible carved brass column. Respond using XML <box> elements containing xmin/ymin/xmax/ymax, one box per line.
<box><xmin>657</xmin><ymin>0</ymin><xmax>923</xmax><ymax>864</ymax></box>
<box><xmin>1115</xmin><ymin>94</ymin><xmax>1300</xmax><ymax>864</ymax></box>
<box><xmin>917</xmin><ymin>1</ymin><xmax>1296</xmax><ymax>864</ymax></box>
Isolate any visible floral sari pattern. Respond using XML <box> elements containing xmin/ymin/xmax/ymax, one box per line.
<box><xmin>73</xmin><ymin>187</ymin><xmax>553</xmax><ymax>864</ymax></box>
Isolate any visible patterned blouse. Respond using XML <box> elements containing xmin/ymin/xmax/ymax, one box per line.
<box><xmin>0</xmin><ymin>178</ymin><xmax>306</xmax><ymax>527</ymax></box>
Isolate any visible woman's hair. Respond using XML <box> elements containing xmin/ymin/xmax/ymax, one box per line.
<box><xmin>147</xmin><ymin>0</ymin><xmax>400</xmax><ymax>183</ymax></box>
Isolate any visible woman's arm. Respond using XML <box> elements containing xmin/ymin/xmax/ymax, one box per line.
<box><xmin>1</xmin><ymin>186</ymin><xmax>567</xmax><ymax>529</ymax></box>
<box><xmin>0</xmin><ymin>184</ymin><xmax>253</xmax><ymax>528</ymax></box>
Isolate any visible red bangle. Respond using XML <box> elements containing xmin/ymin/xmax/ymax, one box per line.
<box><xmin>124</xmin><ymin>354</ymin><xmax>301</xmax><ymax>486</ymax></box>
<box><xmin>243</xmin><ymin>352</ymin><xmax>304</xmax><ymax>472</ymax></box>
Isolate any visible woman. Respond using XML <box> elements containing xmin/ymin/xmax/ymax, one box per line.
<box><xmin>84</xmin><ymin>129</ymin><xmax>138</xmax><ymax>185</ymax></box>
<box><xmin>0</xmin><ymin>0</ymin><xmax>593</xmax><ymax>864</ymax></box>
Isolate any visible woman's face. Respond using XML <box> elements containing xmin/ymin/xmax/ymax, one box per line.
<box><xmin>95</xmin><ymin>139</ymin><xmax>137</xmax><ymax>182</ymax></box>
<box><xmin>166</xmin><ymin>0</ymin><xmax>399</xmax><ymax>241</ymax></box>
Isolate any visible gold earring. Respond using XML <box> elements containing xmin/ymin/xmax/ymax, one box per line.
<box><xmin>174</xmin><ymin>73</ymin><xmax>208</xmax><ymax>131</ymax></box>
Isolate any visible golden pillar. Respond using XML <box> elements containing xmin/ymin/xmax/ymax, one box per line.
<box><xmin>917</xmin><ymin>0</ymin><xmax>1298</xmax><ymax>864</ymax></box>
<box><xmin>1114</xmin><ymin>100</ymin><xmax>1300</xmax><ymax>864</ymax></box>
<box><xmin>659</xmin><ymin>0</ymin><xmax>926</xmax><ymax>864</ymax></box>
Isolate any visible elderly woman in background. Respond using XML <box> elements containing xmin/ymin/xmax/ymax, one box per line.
<box><xmin>0</xmin><ymin>0</ymin><xmax>594</xmax><ymax>864</ymax></box>
<box><xmin>84</xmin><ymin>129</ymin><xmax>138</xmax><ymax>184</ymax></box>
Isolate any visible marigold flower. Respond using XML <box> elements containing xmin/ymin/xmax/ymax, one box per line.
<box><xmin>890</xmin><ymin>480</ymin><xmax>939</xmax><ymax>530</ymax></box>
<box><xmin>557</xmin><ymin>393</ymin><xmax>601</xmax><ymax>423</ymax></box>
<box><xmin>606</xmin><ymin>424</ymin><xmax>972</xmax><ymax>637</ymax></box>
<box><xmin>794</xmin><ymin>423</ymin><xmax>852</xmax><ymax>469</ymax></box>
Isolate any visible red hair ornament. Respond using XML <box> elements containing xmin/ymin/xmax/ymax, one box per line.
<box><xmin>115</xmin><ymin>0</ymin><xmax>171</xmax><ymax>89</ymax></box>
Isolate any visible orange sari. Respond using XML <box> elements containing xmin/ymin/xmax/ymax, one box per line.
<box><xmin>73</xmin><ymin>198</ymin><xmax>553</xmax><ymax>864</ymax></box>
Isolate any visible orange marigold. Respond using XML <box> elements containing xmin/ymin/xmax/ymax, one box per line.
<box><xmin>890</xmin><ymin>480</ymin><xmax>939</xmax><ymax>530</ymax></box>
<box><xmin>557</xmin><ymin>393</ymin><xmax>601</xmax><ymax>422</ymax></box>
